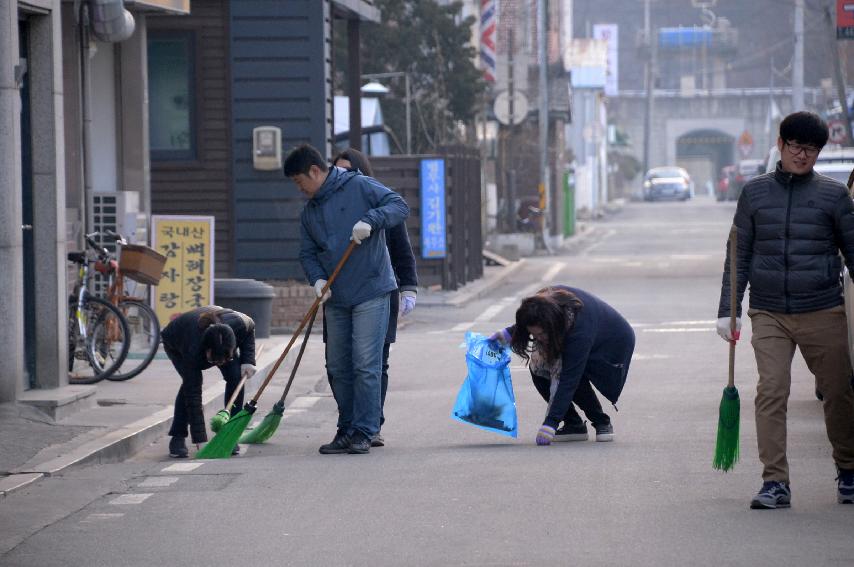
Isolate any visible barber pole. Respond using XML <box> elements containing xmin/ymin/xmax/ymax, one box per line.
<box><xmin>480</xmin><ymin>0</ymin><xmax>497</xmax><ymax>83</ymax></box>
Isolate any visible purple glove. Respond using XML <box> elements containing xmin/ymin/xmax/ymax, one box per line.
<box><xmin>536</xmin><ymin>425</ymin><xmax>556</xmax><ymax>446</ymax></box>
<box><xmin>399</xmin><ymin>291</ymin><xmax>416</xmax><ymax>316</ymax></box>
<box><xmin>488</xmin><ymin>328</ymin><xmax>511</xmax><ymax>345</ymax></box>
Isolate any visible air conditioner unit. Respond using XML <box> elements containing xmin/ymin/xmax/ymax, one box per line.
<box><xmin>87</xmin><ymin>191</ymin><xmax>143</xmax><ymax>293</ymax></box>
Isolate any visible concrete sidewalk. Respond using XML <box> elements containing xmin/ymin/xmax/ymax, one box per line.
<box><xmin>0</xmin><ymin>219</ymin><xmax>606</xmax><ymax>499</ymax></box>
<box><xmin>0</xmin><ymin>334</ymin><xmax>300</xmax><ymax>498</ymax></box>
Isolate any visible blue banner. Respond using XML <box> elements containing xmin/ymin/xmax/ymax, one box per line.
<box><xmin>420</xmin><ymin>159</ymin><xmax>447</xmax><ymax>259</ymax></box>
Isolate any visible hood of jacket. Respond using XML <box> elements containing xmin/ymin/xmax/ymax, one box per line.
<box><xmin>311</xmin><ymin>166</ymin><xmax>359</xmax><ymax>205</ymax></box>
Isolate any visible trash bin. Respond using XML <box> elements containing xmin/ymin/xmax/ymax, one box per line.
<box><xmin>214</xmin><ymin>279</ymin><xmax>275</xmax><ymax>338</ymax></box>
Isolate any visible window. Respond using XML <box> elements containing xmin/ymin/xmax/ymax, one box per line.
<box><xmin>147</xmin><ymin>31</ymin><xmax>195</xmax><ymax>160</ymax></box>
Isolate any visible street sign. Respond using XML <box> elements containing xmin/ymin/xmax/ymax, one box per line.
<box><xmin>829</xmin><ymin>119</ymin><xmax>848</xmax><ymax>144</ymax></box>
<box><xmin>493</xmin><ymin>90</ymin><xmax>529</xmax><ymax>126</ymax></box>
<box><xmin>420</xmin><ymin>159</ymin><xmax>447</xmax><ymax>259</ymax></box>
<box><xmin>838</xmin><ymin>0</ymin><xmax>854</xmax><ymax>39</ymax></box>
<box><xmin>737</xmin><ymin>130</ymin><xmax>754</xmax><ymax>158</ymax></box>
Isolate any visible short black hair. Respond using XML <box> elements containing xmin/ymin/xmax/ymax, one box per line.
<box><xmin>283</xmin><ymin>144</ymin><xmax>328</xmax><ymax>177</ymax></box>
<box><xmin>202</xmin><ymin>323</ymin><xmax>236</xmax><ymax>363</ymax></box>
<box><xmin>779</xmin><ymin>111</ymin><xmax>829</xmax><ymax>149</ymax></box>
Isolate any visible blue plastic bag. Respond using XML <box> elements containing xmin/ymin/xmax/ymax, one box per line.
<box><xmin>451</xmin><ymin>332</ymin><xmax>518</xmax><ymax>438</ymax></box>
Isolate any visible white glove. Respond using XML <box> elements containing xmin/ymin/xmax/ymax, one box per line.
<box><xmin>352</xmin><ymin>221</ymin><xmax>372</xmax><ymax>244</ymax></box>
<box><xmin>240</xmin><ymin>364</ymin><xmax>257</xmax><ymax>380</ymax></box>
<box><xmin>399</xmin><ymin>291</ymin><xmax>416</xmax><ymax>316</ymax></box>
<box><xmin>716</xmin><ymin>317</ymin><xmax>741</xmax><ymax>342</ymax></box>
<box><xmin>314</xmin><ymin>279</ymin><xmax>331</xmax><ymax>304</ymax></box>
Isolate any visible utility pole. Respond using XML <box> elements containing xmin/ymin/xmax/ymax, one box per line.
<box><xmin>506</xmin><ymin>27</ymin><xmax>516</xmax><ymax>232</ymax></box>
<box><xmin>825</xmin><ymin>3</ymin><xmax>854</xmax><ymax>146</ymax></box>
<box><xmin>537</xmin><ymin>0</ymin><xmax>551</xmax><ymax>248</ymax></box>
<box><xmin>792</xmin><ymin>0</ymin><xmax>805</xmax><ymax>111</ymax></box>
<box><xmin>642</xmin><ymin>0</ymin><xmax>655</xmax><ymax>175</ymax></box>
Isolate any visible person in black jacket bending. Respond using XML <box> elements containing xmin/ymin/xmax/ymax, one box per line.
<box><xmin>491</xmin><ymin>286</ymin><xmax>634</xmax><ymax>445</ymax></box>
<box><xmin>717</xmin><ymin>111</ymin><xmax>854</xmax><ymax>510</ymax></box>
<box><xmin>324</xmin><ymin>148</ymin><xmax>418</xmax><ymax>448</ymax></box>
<box><xmin>161</xmin><ymin>306</ymin><xmax>256</xmax><ymax>458</ymax></box>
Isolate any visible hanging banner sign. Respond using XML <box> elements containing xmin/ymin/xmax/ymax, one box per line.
<box><xmin>151</xmin><ymin>215</ymin><xmax>215</xmax><ymax>325</ymax></box>
<box><xmin>420</xmin><ymin>159</ymin><xmax>447</xmax><ymax>259</ymax></box>
<box><xmin>592</xmin><ymin>24</ymin><xmax>619</xmax><ymax>96</ymax></box>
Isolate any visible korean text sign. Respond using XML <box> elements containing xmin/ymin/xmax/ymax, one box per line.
<box><xmin>420</xmin><ymin>159</ymin><xmax>447</xmax><ymax>259</ymax></box>
<box><xmin>151</xmin><ymin>215</ymin><xmax>215</xmax><ymax>324</ymax></box>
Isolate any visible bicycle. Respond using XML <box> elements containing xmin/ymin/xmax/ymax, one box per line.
<box><xmin>89</xmin><ymin>231</ymin><xmax>164</xmax><ymax>382</ymax></box>
<box><xmin>67</xmin><ymin>234</ymin><xmax>131</xmax><ymax>384</ymax></box>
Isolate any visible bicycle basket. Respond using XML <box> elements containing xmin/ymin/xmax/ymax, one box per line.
<box><xmin>119</xmin><ymin>244</ymin><xmax>167</xmax><ymax>286</ymax></box>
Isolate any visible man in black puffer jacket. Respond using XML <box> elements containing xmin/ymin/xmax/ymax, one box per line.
<box><xmin>717</xmin><ymin>111</ymin><xmax>854</xmax><ymax>510</ymax></box>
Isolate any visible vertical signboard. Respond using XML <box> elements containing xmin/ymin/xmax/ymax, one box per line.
<box><xmin>838</xmin><ymin>0</ymin><xmax>854</xmax><ymax>39</ymax></box>
<box><xmin>592</xmin><ymin>24</ymin><xmax>619</xmax><ymax>96</ymax></box>
<box><xmin>420</xmin><ymin>159</ymin><xmax>447</xmax><ymax>259</ymax></box>
<box><xmin>151</xmin><ymin>215</ymin><xmax>215</xmax><ymax>324</ymax></box>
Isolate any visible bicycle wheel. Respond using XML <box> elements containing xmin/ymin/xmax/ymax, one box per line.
<box><xmin>85</xmin><ymin>296</ymin><xmax>130</xmax><ymax>380</ymax></box>
<box><xmin>107</xmin><ymin>299</ymin><xmax>160</xmax><ymax>381</ymax></box>
<box><xmin>69</xmin><ymin>296</ymin><xmax>130</xmax><ymax>383</ymax></box>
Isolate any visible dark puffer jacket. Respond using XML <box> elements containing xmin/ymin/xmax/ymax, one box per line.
<box><xmin>718</xmin><ymin>162</ymin><xmax>854</xmax><ymax>317</ymax></box>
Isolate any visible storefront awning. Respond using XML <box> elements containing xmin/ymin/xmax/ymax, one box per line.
<box><xmin>125</xmin><ymin>0</ymin><xmax>190</xmax><ymax>15</ymax></box>
<box><xmin>332</xmin><ymin>0</ymin><xmax>380</xmax><ymax>22</ymax></box>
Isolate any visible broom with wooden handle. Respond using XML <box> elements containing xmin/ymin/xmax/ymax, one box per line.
<box><xmin>239</xmin><ymin>308</ymin><xmax>317</xmax><ymax>444</ymax></box>
<box><xmin>196</xmin><ymin>242</ymin><xmax>357</xmax><ymax>459</ymax></box>
<box><xmin>713</xmin><ymin>225</ymin><xmax>740</xmax><ymax>472</ymax></box>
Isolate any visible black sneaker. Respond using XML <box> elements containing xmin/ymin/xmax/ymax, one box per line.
<box><xmin>231</xmin><ymin>445</ymin><xmax>240</xmax><ymax>456</ymax></box>
<box><xmin>750</xmin><ymin>481</ymin><xmax>791</xmax><ymax>509</ymax></box>
<box><xmin>554</xmin><ymin>422</ymin><xmax>588</xmax><ymax>442</ymax></box>
<box><xmin>838</xmin><ymin>469</ymin><xmax>854</xmax><ymax>504</ymax></box>
<box><xmin>594</xmin><ymin>422</ymin><xmax>614</xmax><ymax>442</ymax></box>
<box><xmin>347</xmin><ymin>432</ymin><xmax>371</xmax><ymax>454</ymax></box>
<box><xmin>319</xmin><ymin>430</ymin><xmax>351</xmax><ymax>454</ymax></box>
<box><xmin>371</xmin><ymin>433</ymin><xmax>385</xmax><ymax>447</ymax></box>
<box><xmin>168</xmin><ymin>436</ymin><xmax>188</xmax><ymax>458</ymax></box>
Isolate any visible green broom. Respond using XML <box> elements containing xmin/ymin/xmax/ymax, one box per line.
<box><xmin>240</xmin><ymin>309</ymin><xmax>317</xmax><ymax>444</ymax></box>
<box><xmin>195</xmin><ymin>242</ymin><xmax>356</xmax><ymax>459</ymax></box>
<box><xmin>210</xmin><ymin>344</ymin><xmax>267</xmax><ymax>433</ymax></box>
<box><xmin>713</xmin><ymin>225</ymin><xmax>740</xmax><ymax>472</ymax></box>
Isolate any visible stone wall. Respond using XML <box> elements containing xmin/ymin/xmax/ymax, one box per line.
<box><xmin>266</xmin><ymin>280</ymin><xmax>320</xmax><ymax>333</ymax></box>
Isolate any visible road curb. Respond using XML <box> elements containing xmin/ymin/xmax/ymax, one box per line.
<box><xmin>0</xmin><ymin>347</ymin><xmax>285</xmax><ymax>498</ymax></box>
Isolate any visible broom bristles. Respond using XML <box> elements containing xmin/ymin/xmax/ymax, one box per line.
<box><xmin>239</xmin><ymin>402</ymin><xmax>284</xmax><ymax>444</ymax></box>
<box><xmin>713</xmin><ymin>386</ymin><xmax>740</xmax><ymax>472</ymax></box>
<box><xmin>196</xmin><ymin>407</ymin><xmax>254</xmax><ymax>459</ymax></box>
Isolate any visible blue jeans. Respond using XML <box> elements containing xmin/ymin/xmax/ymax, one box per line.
<box><xmin>324</xmin><ymin>293</ymin><xmax>390</xmax><ymax>439</ymax></box>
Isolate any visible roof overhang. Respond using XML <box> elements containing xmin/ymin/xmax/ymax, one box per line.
<box><xmin>332</xmin><ymin>0</ymin><xmax>380</xmax><ymax>22</ymax></box>
<box><xmin>124</xmin><ymin>0</ymin><xmax>190</xmax><ymax>15</ymax></box>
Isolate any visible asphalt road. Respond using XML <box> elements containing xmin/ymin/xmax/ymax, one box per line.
<box><xmin>2</xmin><ymin>197</ymin><xmax>852</xmax><ymax>567</ymax></box>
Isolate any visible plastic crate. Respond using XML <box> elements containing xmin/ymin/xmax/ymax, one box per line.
<box><xmin>119</xmin><ymin>244</ymin><xmax>167</xmax><ymax>286</ymax></box>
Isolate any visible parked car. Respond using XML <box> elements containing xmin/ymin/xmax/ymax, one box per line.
<box><xmin>730</xmin><ymin>159</ymin><xmax>765</xmax><ymax>201</ymax></box>
<box><xmin>814</xmin><ymin>161</ymin><xmax>854</xmax><ymax>187</ymax></box>
<box><xmin>715</xmin><ymin>165</ymin><xmax>736</xmax><ymax>202</ymax></box>
<box><xmin>642</xmin><ymin>166</ymin><xmax>692</xmax><ymax>202</ymax></box>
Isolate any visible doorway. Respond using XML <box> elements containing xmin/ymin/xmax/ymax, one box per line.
<box><xmin>19</xmin><ymin>20</ymin><xmax>36</xmax><ymax>389</ymax></box>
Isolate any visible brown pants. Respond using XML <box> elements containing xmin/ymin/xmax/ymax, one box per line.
<box><xmin>749</xmin><ymin>305</ymin><xmax>854</xmax><ymax>482</ymax></box>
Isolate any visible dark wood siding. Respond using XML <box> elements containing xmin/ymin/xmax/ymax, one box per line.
<box><xmin>149</xmin><ymin>0</ymin><xmax>234</xmax><ymax>276</ymax></box>
<box><xmin>229</xmin><ymin>0</ymin><xmax>332</xmax><ymax>280</ymax></box>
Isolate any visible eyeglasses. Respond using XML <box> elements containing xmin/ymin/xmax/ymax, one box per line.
<box><xmin>784</xmin><ymin>142</ymin><xmax>820</xmax><ymax>158</ymax></box>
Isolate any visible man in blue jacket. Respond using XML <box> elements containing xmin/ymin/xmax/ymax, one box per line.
<box><xmin>284</xmin><ymin>144</ymin><xmax>409</xmax><ymax>455</ymax></box>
